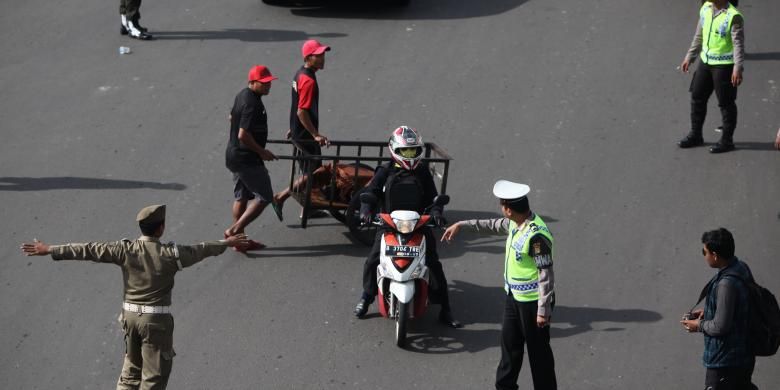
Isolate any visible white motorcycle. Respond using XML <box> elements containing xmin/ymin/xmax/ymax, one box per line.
<box><xmin>360</xmin><ymin>192</ymin><xmax>449</xmax><ymax>348</ymax></box>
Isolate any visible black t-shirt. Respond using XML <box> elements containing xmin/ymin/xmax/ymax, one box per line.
<box><xmin>226</xmin><ymin>88</ymin><xmax>268</xmax><ymax>171</ymax></box>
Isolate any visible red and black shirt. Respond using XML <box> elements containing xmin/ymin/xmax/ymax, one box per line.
<box><xmin>289</xmin><ymin>66</ymin><xmax>319</xmax><ymax>140</ymax></box>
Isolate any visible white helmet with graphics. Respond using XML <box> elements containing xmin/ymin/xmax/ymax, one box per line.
<box><xmin>388</xmin><ymin>126</ymin><xmax>424</xmax><ymax>170</ymax></box>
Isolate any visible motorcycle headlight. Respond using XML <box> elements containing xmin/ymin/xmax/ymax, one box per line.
<box><xmin>393</xmin><ymin>218</ymin><xmax>418</xmax><ymax>234</ymax></box>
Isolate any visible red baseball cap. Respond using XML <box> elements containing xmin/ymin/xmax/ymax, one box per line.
<box><xmin>301</xmin><ymin>40</ymin><xmax>331</xmax><ymax>59</ymax></box>
<box><xmin>247</xmin><ymin>65</ymin><xmax>278</xmax><ymax>83</ymax></box>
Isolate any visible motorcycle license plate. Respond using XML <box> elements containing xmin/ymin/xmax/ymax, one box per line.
<box><xmin>385</xmin><ymin>245</ymin><xmax>421</xmax><ymax>257</ymax></box>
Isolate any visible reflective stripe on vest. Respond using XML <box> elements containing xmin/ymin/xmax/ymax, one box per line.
<box><xmin>503</xmin><ymin>214</ymin><xmax>554</xmax><ymax>302</ymax></box>
<box><xmin>699</xmin><ymin>2</ymin><xmax>741</xmax><ymax>65</ymax></box>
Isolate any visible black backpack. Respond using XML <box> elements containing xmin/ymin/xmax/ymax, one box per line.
<box><xmin>383</xmin><ymin>167</ymin><xmax>425</xmax><ymax>213</ymax></box>
<box><xmin>693</xmin><ymin>263</ymin><xmax>780</xmax><ymax>357</ymax></box>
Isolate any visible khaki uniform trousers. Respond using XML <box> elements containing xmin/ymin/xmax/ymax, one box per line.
<box><xmin>117</xmin><ymin>310</ymin><xmax>176</xmax><ymax>390</ymax></box>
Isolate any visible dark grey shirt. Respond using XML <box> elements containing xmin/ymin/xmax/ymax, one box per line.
<box><xmin>700</xmin><ymin>277</ymin><xmax>738</xmax><ymax>336</ymax></box>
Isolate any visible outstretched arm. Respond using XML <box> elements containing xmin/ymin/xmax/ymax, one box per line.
<box><xmin>176</xmin><ymin>234</ymin><xmax>248</xmax><ymax>268</ymax></box>
<box><xmin>441</xmin><ymin>218</ymin><xmax>510</xmax><ymax>242</ymax></box>
<box><xmin>22</xmin><ymin>239</ymin><xmax>125</xmax><ymax>264</ymax></box>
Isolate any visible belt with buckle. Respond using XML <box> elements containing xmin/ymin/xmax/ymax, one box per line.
<box><xmin>123</xmin><ymin>302</ymin><xmax>171</xmax><ymax>314</ymax></box>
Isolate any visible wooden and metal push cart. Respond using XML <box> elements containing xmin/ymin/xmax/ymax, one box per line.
<box><xmin>267</xmin><ymin>139</ymin><xmax>452</xmax><ymax>246</ymax></box>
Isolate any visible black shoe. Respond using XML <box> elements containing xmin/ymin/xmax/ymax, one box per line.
<box><xmin>120</xmin><ymin>24</ymin><xmax>128</xmax><ymax>35</ymax></box>
<box><xmin>439</xmin><ymin>309</ymin><xmax>463</xmax><ymax>328</ymax></box>
<box><xmin>127</xmin><ymin>21</ymin><xmax>152</xmax><ymax>40</ymax></box>
<box><xmin>129</xmin><ymin>31</ymin><xmax>153</xmax><ymax>40</ymax></box>
<box><xmin>354</xmin><ymin>298</ymin><xmax>369</xmax><ymax>318</ymax></box>
<box><xmin>678</xmin><ymin>134</ymin><xmax>704</xmax><ymax>148</ymax></box>
<box><xmin>709</xmin><ymin>142</ymin><xmax>735</xmax><ymax>153</ymax></box>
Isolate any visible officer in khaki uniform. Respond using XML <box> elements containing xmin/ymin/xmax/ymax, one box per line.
<box><xmin>20</xmin><ymin>205</ymin><xmax>247</xmax><ymax>390</ymax></box>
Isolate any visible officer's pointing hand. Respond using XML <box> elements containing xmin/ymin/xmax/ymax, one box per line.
<box><xmin>21</xmin><ymin>239</ymin><xmax>50</xmax><ymax>256</ymax></box>
<box><xmin>441</xmin><ymin>222</ymin><xmax>462</xmax><ymax>243</ymax></box>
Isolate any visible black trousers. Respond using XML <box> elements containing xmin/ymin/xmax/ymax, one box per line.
<box><xmin>704</xmin><ymin>364</ymin><xmax>757</xmax><ymax>390</ymax></box>
<box><xmin>362</xmin><ymin>227</ymin><xmax>451</xmax><ymax>310</ymax></box>
<box><xmin>119</xmin><ymin>0</ymin><xmax>142</xmax><ymax>22</ymax></box>
<box><xmin>495</xmin><ymin>294</ymin><xmax>557</xmax><ymax>390</ymax></box>
<box><xmin>690</xmin><ymin>62</ymin><xmax>738</xmax><ymax>142</ymax></box>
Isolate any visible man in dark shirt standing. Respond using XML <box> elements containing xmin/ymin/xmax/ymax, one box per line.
<box><xmin>681</xmin><ymin>228</ymin><xmax>757</xmax><ymax>390</ymax></box>
<box><xmin>225</xmin><ymin>65</ymin><xmax>283</xmax><ymax>251</ymax></box>
<box><xmin>274</xmin><ymin>40</ymin><xmax>331</xmax><ymax>209</ymax></box>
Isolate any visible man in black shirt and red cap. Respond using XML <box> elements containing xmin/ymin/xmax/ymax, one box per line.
<box><xmin>224</xmin><ymin>65</ymin><xmax>284</xmax><ymax>251</ymax></box>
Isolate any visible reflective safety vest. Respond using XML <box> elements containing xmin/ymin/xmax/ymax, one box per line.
<box><xmin>699</xmin><ymin>2</ymin><xmax>741</xmax><ymax>65</ymax></box>
<box><xmin>504</xmin><ymin>214</ymin><xmax>553</xmax><ymax>302</ymax></box>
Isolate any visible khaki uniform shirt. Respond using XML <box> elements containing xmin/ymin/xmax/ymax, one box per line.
<box><xmin>50</xmin><ymin>236</ymin><xmax>227</xmax><ymax>306</ymax></box>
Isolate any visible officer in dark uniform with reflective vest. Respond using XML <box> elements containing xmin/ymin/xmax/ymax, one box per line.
<box><xmin>20</xmin><ymin>205</ymin><xmax>247</xmax><ymax>390</ymax></box>
<box><xmin>353</xmin><ymin>126</ymin><xmax>461</xmax><ymax>328</ymax></box>
<box><xmin>679</xmin><ymin>0</ymin><xmax>745</xmax><ymax>153</ymax></box>
<box><xmin>443</xmin><ymin>180</ymin><xmax>557</xmax><ymax>390</ymax></box>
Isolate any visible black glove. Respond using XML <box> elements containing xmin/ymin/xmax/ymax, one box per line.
<box><xmin>430</xmin><ymin>211</ymin><xmax>444</xmax><ymax>227</ymax></box>
<box><xmin>359</xmin><ymin>203</ymin><xmax>373</xmax><ymax>225</ymax></box>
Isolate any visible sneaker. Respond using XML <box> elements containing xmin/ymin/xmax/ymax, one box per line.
<box><xmin>709</xmin><ymin>142</ymin><xmax>735</xmax><ymax>154</ymax></box>
<box><xmin>678</xmin><ymin>134</ymin><xmax>704</xmax><ymax>148</ymax></box>
<box><xmin>271</xmin><ymin>202</ymin><xmax>283</xmax><ymax>222</ymax></box>
<box><xmin>354</xmin><ymin>298</ymin><xmax>369</xmax><ymax>318</ymax></box>
<box><xmin>439</xmin><ymin>309</ymin><xmax>463</xmax><ymax>328</ymax></box>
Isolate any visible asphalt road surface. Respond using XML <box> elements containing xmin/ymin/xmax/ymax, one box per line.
<box><xmin>1</xmin><ymin>0</ymin><xmax>778</xmax><ymax>389</ymax></box>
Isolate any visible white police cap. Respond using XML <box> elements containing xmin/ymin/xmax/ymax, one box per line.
<box><xmin>492</xmin><ymin>180</ymin><xmax>530</xmax><ymax>200</ymax></box>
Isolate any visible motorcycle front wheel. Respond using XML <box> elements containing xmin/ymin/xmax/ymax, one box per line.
<box><xmin>395</xmin><ymin>301</ymin><xmax>409</xmax><ymax>348</ymax></box>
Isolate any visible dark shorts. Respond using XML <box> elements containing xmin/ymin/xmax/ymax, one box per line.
<box><xmin>294</xmin><ymin>141</ymin><xmax>322</xmax><ymax>175</ymax></box>
<box><xmin>232</xmin><ymin>164</ymin><xmax>273</xmax><ymax>202</ymax></box>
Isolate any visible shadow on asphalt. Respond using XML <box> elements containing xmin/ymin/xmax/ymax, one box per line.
<box><xmin>745</xmin><ymin>52</ymin><xmax>780</xmax><ymax>61</ymax></box>
<box><xmin>401</xmin><ymin>280</ymin><xmax>662</xmax><ymax>354</ymax></box>
<box><xmin>0</xmin><ymin>177</ymin><xmax>186</xmax><ymax>191</ymax></box>
<box><xmin>282</xmin><ymin>0</ymin><xmax>530</xmax><ymax>20</ymax></box>
<box><xmin>734</xmin><ymin>142</ymin><xmax>777</xmax><ymax>151</ymax></box>
<box><xmin>244</xmin><ymin>242</ymin><xmax>367</xmax><ymax>258</ymax></box>
<box><xmin>153</xmin><ymin>29</ymin><xmax>347</xmax><ymax>42</ymax></box>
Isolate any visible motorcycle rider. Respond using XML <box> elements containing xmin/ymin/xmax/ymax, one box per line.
<box><xmin>353</xmin><ymin>126</ymin><xmax>461</xmax><ymax>328</ymax></box>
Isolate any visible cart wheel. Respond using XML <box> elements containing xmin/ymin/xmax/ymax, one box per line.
<box><xmin>346</xmin><ymin>189</ymin><xmax>377</xmax><ymax>246</ymax></box>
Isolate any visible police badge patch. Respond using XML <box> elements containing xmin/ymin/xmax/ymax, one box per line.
<box><xmin>533</xmin><ymin>242</ymin><xmax>542</xmax><ymax>255</ymax></box>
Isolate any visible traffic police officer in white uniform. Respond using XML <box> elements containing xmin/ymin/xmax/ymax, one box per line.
<box><xmin>442</xmin><ymin>180</ymin><xmax>557</xmax><ymax>390</ymax></box>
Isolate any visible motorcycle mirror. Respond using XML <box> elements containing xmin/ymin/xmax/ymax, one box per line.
<box><xmin>360</xmin><ymin>192</ymin><xmax>378</xmax><ymax>206</ymax></box>
<box><xmin>433</xmin><ymin>195</ymin><xmax>450</xmax><ymax>207</ymax></box>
